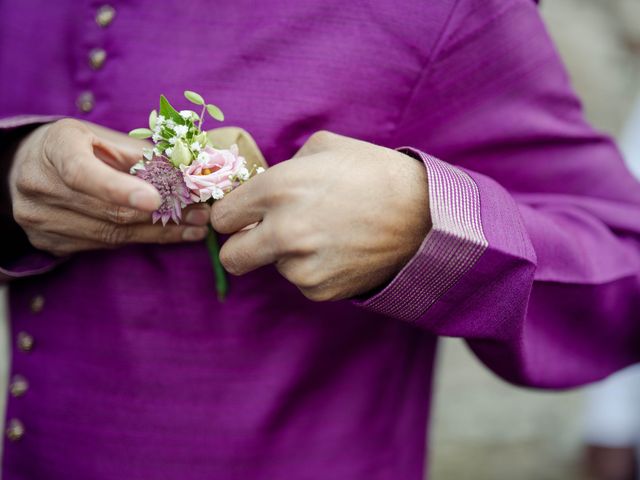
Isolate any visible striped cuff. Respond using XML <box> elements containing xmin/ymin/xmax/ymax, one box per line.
<box><xmin>353</xmin><ymin>147</ymin><xmax>488</xmax><ymax>322</ymax></box>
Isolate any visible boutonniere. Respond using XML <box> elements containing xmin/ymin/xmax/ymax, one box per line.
<box><xmin>128</xmin><ymin>90</ymin><xmax>266</xmax><ymax>301</ymax></box>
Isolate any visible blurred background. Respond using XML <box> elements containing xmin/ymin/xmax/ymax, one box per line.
<box><xmin>1</xmin><ymin>0</ymin><xmax>639</xmax><ymax>478</ymax></box>
<box><xmin>430</xmin><ymin>0</ymin><xmax>640</xmax><ymax>479</ymax></box>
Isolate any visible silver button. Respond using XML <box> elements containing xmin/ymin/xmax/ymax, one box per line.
<box><xmin>6</xmin><ymin>419</ymin><xmax>25</xmax><ymax>442</ymax></box>
<box><xmin>76</xmin><ymin>92</ymin><xmax>95</xmax><ymax>113</ymax></box>
<box><xmin>89</xmin><ymin>48</ymin><xmax>107</xmax><ymax>70</ymax></box>
<box><xmin>16</xmin><ymin>332</ymin><xmax>34</xmax><ymax>352</ymax></box>
<box><xmin>9</xmin><ymin>375</ymin><xmax>29</xmax><ymax>397</ymax></box>
<box><xmin>30</xmin><ymin>295</ymin><xmax>45</xmax><ymax>313</ymax></box>
<box><xmin>95</xmin><ymin>5</ymin><xmax>116</xmax><ymax>28</ymax></box>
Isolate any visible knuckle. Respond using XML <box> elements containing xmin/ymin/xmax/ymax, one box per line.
<box><xmin>299</xmin><ymin>285</ymin><xmax>334</xmax><ymax>303</ymax></box>
<box><xmin>12</xmin><ymin>201</ymin><xmax>41</xmax><ymax>229</ymax></box>
<box><xmin>219</xmin><ymin>245</ymin><xmax>244</xmax><ymax>276</ymax></box>
<box><xmin>14</xmin><ymin>175</ymin><xmax>36</xmax><ymax>195</ymax></box>
<box><xmin>107</xmin><ymin>205</ymin><xmax>135</xmax><ymax>225</ymax></box>
<box><xmin>98</xmin><ymin>223</ymin><xmax>130</xmax><ymax>245</ymax></box>
<box><xmin>26</xmin><ymin>232</ymin><xmax>49</xmax><ymax>252</ymax></box>
<box><xmin>44</xmin><ymin>119</ymin><xmax>81</xmax><ymax>152</ymax></box>
<box><xmin>296</xmin><ymin>270</ymin><xmax>321</xmax><ymax>290</ymax></box>
<box><xmin>272</xmin><ymin>219</ymin><xmax>314</xmax><ymax>256</ymax></box>
<box><xmin>307</xmin><ymin>130</ymin><xmax>333</xmax><ymax>146</ymax></box>
<box><xmin>210</xmin><ymin>204</ymin><xmax>229</xmax><ymax>231</ymax></box>
<box><xmin>51</xmin><ymin>118</ymin><xmax>84</xmax><ymax>132</ymax></box>
<box><xmin>282</xmin><ymin>259</ymin><xmax>322</xmax><ymax>290</ymax></box>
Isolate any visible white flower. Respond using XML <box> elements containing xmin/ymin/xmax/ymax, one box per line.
<box><xmin>156</xmin><ymin>115</ymin><xmax>166</xmax><ymax>126</ymax></box>
<box><xmin>179</xmin><ymin>110</ymin><xmax>196</xmax><ymax>120</ymax></box>
<box><xmin>151</xmin><ymin>133</ymin><xmax>161</xmax><ymax>143</ymax></box>
<box><xmin>256</xmin><ymin>166</ymin><xmax>265</xmax><ymax>174</ymax></box>
<box><xmin>168</xmin><ymin>136</ymin><xmax>177</xmax><ymax>145</ymax></box>
<box><xmin>173</xmin><ymin>125</ymin><xmax>188</xmax><ymax>137</ymax></box>
<box><xmin>143</xmin><ymin>148</ymin><xmax>153</xmax><ymax>160</ymax></box>
<box><xmin>153</xmin><ymin>147</ymin><xmax>161</xmax><ymax>156</ymax></box>
<box><xmin>129</xmin><ymin>160</ymin><xmax>146</xmax><ymax>174</ymax></box>
<box><xmin>166</xmin><ymin>119</ymin><xmax>176</xmax><ymax>128</ymax></box>
<box><xmin>165</xmin><ymin>147</ymin><xmax>173</xmax><ymax>157</ymax></box>
<box><xmin>197</xmin><ymin>152</ymin><xmax>208</xmax><ymax>162</ymax></box>
<box><xmin>190</xmin><ymin>141</ymin><xmax>202</xmax><ymax>152</ymax></box>
<box><xmin>237</xmin><ymin>167</ymin><xmax>250</xmax><ymax>181</ymax></box>
<box><xmin>211</xmin><ymin>187</ymin><xmax>225</xmax><ymax>200</ymax></box>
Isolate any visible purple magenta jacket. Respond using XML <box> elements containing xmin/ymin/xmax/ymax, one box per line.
<box><xmin>1</xmin><ymin>0</ymin><xmax>640</xmax><ymax>479</ymax></box>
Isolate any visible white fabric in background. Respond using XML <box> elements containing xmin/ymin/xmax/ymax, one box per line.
<box><xmin>582</xmin><ymin>93</ymin><xmax>640</xmax><ymax>466</ymax></box>
<box><xmin>621</xmin><ymin>93</ymin><xmax>640</xmax><ymax>176</ymax></box>
<box><xmin>583</xmin><ymin>365</ymin><xmax>640</xmax><ymax>446</ymax></box>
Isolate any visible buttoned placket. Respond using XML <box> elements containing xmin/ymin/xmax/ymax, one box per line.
<box><xmin>76</xmin><ymin>4</ymin><xmax>116</xmax><ymax>115</ymax></box>
<box><xmin>5</xmin><ymin>4</ymin><xmax>117</xmax><ymax>442</ymax></box>
<box><xmin>5</xmin><ymin>294</ymin><xmax>43</xmax><ymax>442</ymax></box>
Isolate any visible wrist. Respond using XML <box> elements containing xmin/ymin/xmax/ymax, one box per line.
<box><xmin>391</xmin><ymin>148</ymin><xmax>432</xmax><ymax>264</ymax></box>
<box><xmin>2</xmin><ymin>123</ymin><xmax>48</xmax><ymax>212</ymax></box>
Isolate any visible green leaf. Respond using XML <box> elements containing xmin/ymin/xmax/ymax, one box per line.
<box><xmin>206</xmin><ymin>103</ymin><xmax>225</xmax><ymax>121</ymax></box>
<box><xmin>148</xmin><ymin>109</ymin><xmax>157</xmax><ymax>130</ymax></box>
<box><xmin>159</xmin><ymin>94</ymin><xmax>183</xmax><ymax>123</ymax></box>
<box><xmin>184</xmin><ymin>90</ymin><xmax>205</xmax><ymax>106</ymax></box>
<box><xmin>128</xmin><ymin>128</ymin><xmax>153</xmax><ymax>139</ymax></box>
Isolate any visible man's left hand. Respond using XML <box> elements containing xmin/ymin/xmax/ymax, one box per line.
<box><xmin>210</xmin><ymin>131</ymin><xmax>431</xmax><ymax>301</ymax></box>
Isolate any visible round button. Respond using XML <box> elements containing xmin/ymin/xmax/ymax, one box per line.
<box><xmin>76</xmin><ymin>92</ymin><xmax>95</xmax><ymax>113</ymax></box>
<box><xmin>95</xmin><ymin>5</ymin><xmax>116</xmax><ymax>28</ymax></box>
<box><xmin>30</xmin><ymin>295</ymin><xmax>45</xmax><ymax>313</ymax></box>
<box><xmin>9</xmin><ymin>375</ymin><xmax>29</xmax><ymax>397</ymax></box>
<box><xmin>6</xmin><ymin>419</ymin><xmax>25</xmax><ymax>442</ymax></box>
<box><xmin>89</xmin><ymin>48</ymin><xmax>107</xmax><ymax>70</ymax></box>
<box><xmin>16</xmin><ymin>331</ymin><xmax>34</xmax><ymax>352</ymax></box>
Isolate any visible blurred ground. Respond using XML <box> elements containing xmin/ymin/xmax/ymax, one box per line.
<box><xmin>1</xmin><ymin>0</ymin><xmax>639</xmax><ymax>478</ymax></box>
<box><xmin>429</xmin><ymin>341</ymin><xmax>584</xmax><ymax>480</ymax></box>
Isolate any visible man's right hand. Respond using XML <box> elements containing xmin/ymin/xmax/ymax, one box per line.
<box><xmin>8</xmin><ymin>118</ymin><xmax>210</xmax><ymax>257</ymax></box>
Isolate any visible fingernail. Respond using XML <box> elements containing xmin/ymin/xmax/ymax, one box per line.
<box><xmin>184</xmin><ymin>209</ymin><xmax>209</xmax><ymax>226</ymax></box>
<box><xmin>182</xmin><ymin>227</ymin><xmax>207</xmax><ymax>241</ymax></box>
<box><xmin>129</xmin><ymin>189</ymin><xmax>161</xmax><ymax>210</ymax></box>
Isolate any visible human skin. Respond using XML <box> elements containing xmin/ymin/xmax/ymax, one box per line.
<box><xmin>6</xmin><ymin>118</ymin><xmax>211</xmax><ymax>257</ymax></box>
<box><xmin>6</xmin><ymin>123</ymin><xmax>430</xmax><ymax>298</ymax></box>
<box><xmin>210</xmin><ymin>130</ymin><xmax>432</xmax><ymax>301</ymax></box>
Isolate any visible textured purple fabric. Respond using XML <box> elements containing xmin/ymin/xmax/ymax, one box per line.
<box><xmin>1</xmin><ymin>0</ymin><xmax>640</xmax><ymax>479</ymax></box>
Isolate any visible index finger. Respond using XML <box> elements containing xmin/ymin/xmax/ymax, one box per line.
<box><xmin>46</xmin><ymin>124</ymin><xmax>161</xmax><ymax>211</ymax></box>
<box><xmin>210</xmin><ymin>168</ymin><xmax>272</xmax><ymax>234</ymax></box>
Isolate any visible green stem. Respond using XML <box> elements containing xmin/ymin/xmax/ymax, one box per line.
<box><xmin>205</xmin><ymin>225</ymin><xmax>228</xmax><ymax>301</ymax></box>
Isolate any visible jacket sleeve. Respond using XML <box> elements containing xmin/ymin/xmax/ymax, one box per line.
<box><xmin>353</xmin><ymin>0</ymin><xmax>640</xmax><ymax>388</ymax></box>
<box><xmin>0</xmin><ymin>115</ymin><xmax>63</xmax><ymax>282</ymax></box>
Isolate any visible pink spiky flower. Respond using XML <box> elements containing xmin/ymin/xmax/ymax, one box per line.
<box><xmin>134</xmin><ymin>157</ymin><xmax>191</xmax><ymax>225</ymax></box>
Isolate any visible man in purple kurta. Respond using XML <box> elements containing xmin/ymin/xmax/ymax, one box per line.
<box><xmin>1</xmin><ymin>0</ymin><xmax>640</xmax><ymax>478</ymax></box>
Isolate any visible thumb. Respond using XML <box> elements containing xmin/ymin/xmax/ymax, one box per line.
<box><xmin>92</xmin><ymin>136</ymin><xmax>148</xmax><ymax>172</ymax></box>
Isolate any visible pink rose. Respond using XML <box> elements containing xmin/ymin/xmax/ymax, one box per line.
<box><xmin>180</xmin><ymin>144</ymin><xmax>248</xmax><ymax>202</ymax></box>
